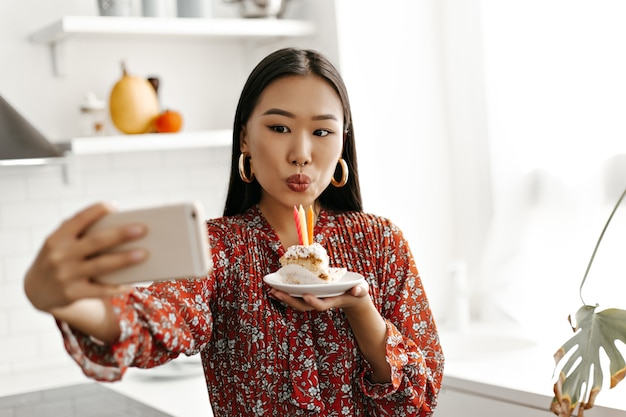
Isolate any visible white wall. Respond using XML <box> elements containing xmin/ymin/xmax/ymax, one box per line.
<box><xmin>333</xmin><ymin>0</ymin><xmax>626</xmax><ymax>341</ymax></box>
<box><xmin>333</xmin><ymin>0</ymin><xmax>454</xmax><ymax>322</ymax></box>
<box><xmin>478</xmin><ymin>1</ymin><xmax>626</xmax><ymax>338</ymax></box>
<box><xmin>438</xmin><ymin>0</ymin><xmax>492</xmax><ymax>317</ymax></box>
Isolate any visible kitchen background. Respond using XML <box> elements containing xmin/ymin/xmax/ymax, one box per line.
<box><xmin>1</xmin><ymin>0</ymin><xmax>626</xmax><ymax>411</ymax></box>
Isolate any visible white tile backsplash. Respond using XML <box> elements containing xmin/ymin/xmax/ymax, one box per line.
<box><xmin>8</xmin><ymin>307</ymin><xmax>50</xmax><ymax>334</ymax></box>
<box><xmin>138</xmin><ymin>168</ymin><xmax>188</xmax><ymax>192</ymax></box>
<box><xmin>74</xmin><ymin>154</ymin><xmax>113</xmax><ymax>172</ymax></box>
<box><xmin>0</xmin><ymin>176</ymin><xmax>27</xmax><ymax>202</ymax></box>
<box><xmin>0</xmin><ymin>334</ymin><xmax>38</xmax><ymax>362</ymax></box>
<box><xmin>23</xmin><ymin>164</ymin><xmax>79</xmax><ymax>196</ymax></box>
<box><xmin>82</xmin><ymin>170</ymin><xmax>140</xmax><ymax>196</ymax></box>
<box><xmin>0</xmin><ymin>146</ymin><xmax>230</xmax><ymax>380</ymax></box>
<box><xmin>0</xmin><ymin>283</ymin><xmax>28</xmax><ymax>310</ymax></box>
<box><xmin>4</xmin><ymin>255</ymin><xmax>32</xmax><ymax>284</ymax></box>
<box><xmin>1</xmin><ymin>201</ymin><xmax>61</xmax><ymax>228</ymax></box>
<box><xmin>111</xmin><ymin>151</ymin><xmax>163</xmax><ymax>170</ymax></box>
<box><xmin>0</xmin><ymin>230</ymin><xmax>31</xmax><ymax>255</ymax></box>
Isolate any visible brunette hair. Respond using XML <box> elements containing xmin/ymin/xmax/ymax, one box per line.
<box><xmin>223</xmin><ymin>47</ymin><xmax>362</xmax><ymax>216</ymax></box>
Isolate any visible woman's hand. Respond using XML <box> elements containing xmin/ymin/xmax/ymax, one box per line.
<box><xmin>268</xmin><ymin>279</ymin><xmax>371</xmax><ymax>313</ymax></box>
<box><xmin>24</xmin><ymin>202</ymin><xmax>147</xmax><ymax>314</ymax></box>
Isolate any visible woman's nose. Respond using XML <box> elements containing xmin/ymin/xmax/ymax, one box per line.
<box><xmin>289</xmin><ymin>131</ymin><xmax>312</xmax><ymax>166</ymax></box>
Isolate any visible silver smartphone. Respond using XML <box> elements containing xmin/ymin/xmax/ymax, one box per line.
<box><xmin>87</xmin><ymin>202</ymin><xmax>212</xmax><ymax>285</ymax></box>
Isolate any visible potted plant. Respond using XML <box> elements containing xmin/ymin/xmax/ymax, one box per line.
<box><xmin>551</xmin><ymin>187</ymin><xmax>626</xmax><ymax>416</ymax></box>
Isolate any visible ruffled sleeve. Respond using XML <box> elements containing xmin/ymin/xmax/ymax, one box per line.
<box><xmin>358</xmin><ymin>219</ymin><xmax>444</xmax><ymax>415</ymax></box>
<box><xmin>58</xmin><ymin>277</ymin><xmax>214</xmax><ymax>382</ymax></box>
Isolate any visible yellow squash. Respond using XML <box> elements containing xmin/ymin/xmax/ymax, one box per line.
<box><xmin>109</xmin><ymin>62</ymin><xmax>160</xmax><ymax>134</ymax></box>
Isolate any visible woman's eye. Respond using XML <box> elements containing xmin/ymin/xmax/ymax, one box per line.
<box><xmin>269</xmin><ymin>125</ymin><xmax>289</xmax><ymax>134</ymax></box>
<box><xmin>314</xmin><ymin>129</ymin><xmax>331</xmax><ymax>137</ymax></box>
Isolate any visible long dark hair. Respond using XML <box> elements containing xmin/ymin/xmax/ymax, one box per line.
<box><xmin>223</xmin><ymin>48</ymin><xmax>362</xmax><ymax>216</ymax></box>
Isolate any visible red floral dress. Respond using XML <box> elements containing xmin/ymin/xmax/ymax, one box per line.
<box><xmin>60</xmin><ymin>206</ymin><xmax>444</xmax><ymax>416</ymax></box>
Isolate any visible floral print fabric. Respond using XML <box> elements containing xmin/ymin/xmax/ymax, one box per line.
<box><xmin>60</xmin><ymin>206</ymin><xmax>444</xmax><ymax>416</ymax></box>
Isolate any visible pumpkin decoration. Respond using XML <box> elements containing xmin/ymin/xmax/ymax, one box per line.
<box><xmin>109</xmin><ymin>62</ymin><xmax>160</xmax><ymax>134</ymax></box>
<box><xmin>155</xmin><ymin>109</ymin><xmax>184</xmax><ymax>133</ymax></box>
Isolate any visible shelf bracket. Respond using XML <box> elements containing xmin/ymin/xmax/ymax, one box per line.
<box><xmin>0</xmin><ymin>156</ymin><xmax>73</xmax><ymax>184</ymax></box>
<box><xmin>60</xmin><ymin>154</ymin><xmax>75</xmax><ymax>185</ymax></box>
<box><xmin>49</xmin><ymin>41</ymin><xmax>66</xmax><ymax>77</ymax></box>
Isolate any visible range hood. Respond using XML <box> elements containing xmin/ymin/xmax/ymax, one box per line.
<box><xmin>0</xmin><ymin>94</ymin><xmax>63</xmax><ymax>161</ymax></box>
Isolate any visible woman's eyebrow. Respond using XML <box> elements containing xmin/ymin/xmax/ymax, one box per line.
<box><xmin>312</xmin><ymin>114</ymin><xmax>339</xmax><ymax>121</ymax></box>
<box><xmin>262</xmin><ymin>108</ymin><xmax>339</xmax><ymax>121</ymax></box>
<box><xmin>262</xmin><ymin>108</ymin><xmax>294</xmax><ymax>118</ymax></box>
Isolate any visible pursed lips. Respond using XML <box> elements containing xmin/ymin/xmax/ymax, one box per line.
<box><xmin>286</xmin><ymin>173</ymin><xmax>310</xmax><ymax>192</ymax></box>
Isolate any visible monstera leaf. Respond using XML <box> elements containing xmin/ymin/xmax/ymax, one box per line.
<box><xmin>550</xmin><ymin>187</ymin><xmax>626</xmax><ymax>417</ymax></box>
<box><xmin>551</xmin><ymin>305</ymin><xmax>626</xmax><ymax>416</ymax></box>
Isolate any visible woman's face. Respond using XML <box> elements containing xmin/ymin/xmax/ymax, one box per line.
<box><xmin>241</xmin><ymin>75</ymin><xmax>344</xmax><ymax>212</ymax></box>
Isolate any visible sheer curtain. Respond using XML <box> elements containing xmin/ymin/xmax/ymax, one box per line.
<box><xmin>478</xmin><ymin>0</ymin><xmax>626</xmax><ymax>338</ymax></box>
<box><xmin>331</xmin><ymin>0</ymin><xmax>626</xmax><ymax>333</ymax></box>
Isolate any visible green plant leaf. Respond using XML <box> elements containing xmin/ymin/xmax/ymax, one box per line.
<box><xmin>551</xmin><ymin>304</ymin><xmax>626</xmax><ymax>417</ymax></box>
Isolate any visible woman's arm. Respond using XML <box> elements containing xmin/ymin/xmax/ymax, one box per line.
<box><xmin>50</xmin><ymin>298</ymin><xmax>122</xmax><ymax>344</ymax></box>
<box><xmin>341</xmin><ymin>286</ymin><xmax>391</xmax><ymax>383</ymax></box>
<box><xmin>24</xmin><ymin>202</ymin><xmax>147</xmax><ymax>342</ymax></box>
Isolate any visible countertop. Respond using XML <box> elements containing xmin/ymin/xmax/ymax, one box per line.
<box><xmin>438</xmin><ymin>324</ymin><xmax>626</xmax><ymax>415</ymax></box>
<box><xmin>0</xmin><ymin>355</ymin><xmax>213</xmax><ymax>417</ymax></box>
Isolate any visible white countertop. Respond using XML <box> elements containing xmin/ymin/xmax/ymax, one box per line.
<box><xmin>106</xmin><ymin>356</ymin><xmax>213</xmax><ymax>417</ymax></box>
<box><xmin>438</xmin><ymin>324</ymin><xmax>626</xmax><ymax>415</ymax></box>
<box><xmin>0</xmin><ymin>355</ymin><xmax>213</xmax><ymax>417</ymax></box>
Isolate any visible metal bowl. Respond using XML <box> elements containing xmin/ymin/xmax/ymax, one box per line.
<box><xmin>228</xmin><ymin>0</ymin><xmax>290</xmax><ymax>19</ymax></box>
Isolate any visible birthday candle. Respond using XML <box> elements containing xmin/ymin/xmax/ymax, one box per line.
<box><xmin>293</xmin><ymin>206</ymin><xmax>303</xmax><ymax>245</ymax></box>
<box><xmin>298</xmin><ymin>205</ymin><xmax>309</xmax><ymax>246</ymax></box>
<box><xmin>307</xmin><ymin>205</ymin><xmax>314</xmax><ymax>245</ymax></box>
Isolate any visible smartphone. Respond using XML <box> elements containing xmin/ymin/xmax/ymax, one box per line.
<box><xmin>87</xmin><ymin>202</ymin><xmax>212</xmax><ymax>285</ymax></box>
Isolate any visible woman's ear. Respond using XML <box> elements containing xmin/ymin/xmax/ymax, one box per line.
<box><xmin>239</xmin><ymin>126</ymin><xmax>248</xmax><ymax>153</ymax></box>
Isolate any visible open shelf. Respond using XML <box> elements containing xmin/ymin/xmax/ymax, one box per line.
<box><xmin>69</xmin><ymin>129</ymin><xmax>232</xmax><ymax>154</ymax></box>
<box><xmin>30</xmin><ymin>16</ymin><xmax>316</xmax><ymax>75</ymax></box>
<box><xmin>30</xmin><ymin>16</ymin><xmax>316</xmax><ymax>42</ymax></box>
<box><xmin>0</xmin><ymin>130</ymin><xmax>231</xmax><ymax>185</ymax></box>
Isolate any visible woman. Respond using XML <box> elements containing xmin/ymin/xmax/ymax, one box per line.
<box><xmin>24</xmin><ymin>48</ymin><xmax>444</xmax><ymax>416</ymax></box>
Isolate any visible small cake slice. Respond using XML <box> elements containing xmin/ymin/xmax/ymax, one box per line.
<box><xmin>278</xmin><ymin>242</ymin><xmax>346</xmax><ymax>284</ymax></box>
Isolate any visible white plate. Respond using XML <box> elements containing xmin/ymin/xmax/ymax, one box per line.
<box><xmin>263</xmin><ymin>271</ymin><xmax>365</xmax><ymax>298</ymax></box>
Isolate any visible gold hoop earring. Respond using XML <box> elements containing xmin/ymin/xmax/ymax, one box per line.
<box><xmin>238</xmin><ymin>153</ymin><xmax>254</xmax><ymax>183</ymax></box>
<box><xmin>331</xmin><ymin>158</ymin><xmax>349</xmax><ymax>187</ymax></box>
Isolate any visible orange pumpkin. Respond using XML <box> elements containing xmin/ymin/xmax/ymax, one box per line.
<box><xmin>155</xmin><ymin>109</ymin><xmax>183</xmax><ymax>133</ymax></box>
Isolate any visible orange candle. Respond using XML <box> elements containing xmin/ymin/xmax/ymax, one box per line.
<box><xmin>307</xmin><ymin>205</ymin><xmax>314</xmax><ymax>245</ymax></box>
<box><xmin>298</xmin><ymin>205</ymin><xmax>309</xmax><ymax>246</ymax></box>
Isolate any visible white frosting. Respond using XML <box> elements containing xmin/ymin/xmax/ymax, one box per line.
<box><xmin>281</xmin><ymin>243</ymin><xmax>329</xmax><ymax>265</ymax></box>
<box><xmin>279</xmin><ymin>242</ymin><xmax>345</xmax><ymax>284</ymax></box>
